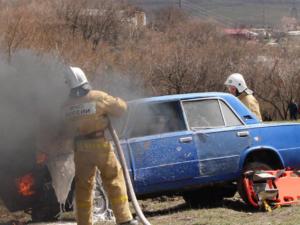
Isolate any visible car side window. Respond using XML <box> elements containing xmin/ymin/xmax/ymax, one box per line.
<box><xmin>219</xmin><ymin>100</ymin><xmax>243</xmax><ymax>126</ymax></box>
<box><xmin>128</xmin><ymin>101</ymin><xmax>186</xmax><ymax>138</ymax></box>
<box><xmin>182</xmin><ymin>99</ymin><xmax>224</xmax><ymax>129</ymax></box>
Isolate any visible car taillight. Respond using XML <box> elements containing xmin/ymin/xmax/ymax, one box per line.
<box><xmin>16</xmin><ymin>173</ymin><xmax>35</xmax><ymax>197</ymax></box>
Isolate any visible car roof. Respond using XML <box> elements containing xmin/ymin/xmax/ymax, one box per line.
<box><xmin>128</xmin><ymin>92</ymin><xmax>232</xmax><ymax>104</ymax></box>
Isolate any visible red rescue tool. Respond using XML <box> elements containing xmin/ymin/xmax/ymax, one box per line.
<box><xmin>242</xmin><ymin>169</ymin><xmax>300</xmax><ymax>211</ymax></box>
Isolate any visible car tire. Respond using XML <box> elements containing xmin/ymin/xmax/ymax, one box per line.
<box><xmin>31</xmin><ymin>204</ymin><xmax>60</xmax><ymax>222</ymax></box>
<box><xmin>93</xmin><ymin>172</ymin><xmax>114</xmax><ymax>221</ymax></box>
<box><xmin>237</xmin><ymin>161</ymin><xmax>273</xmax><ymax>205</ymax></box>
<box><xmin>30</xmin><ymin>172</ymin><xmax>61</xmax><ymax>222</ymax></box>
<box><xmin>72</xmin><ymin>171</ymin><xmax>114</xmax><ymax>222</ymax></box>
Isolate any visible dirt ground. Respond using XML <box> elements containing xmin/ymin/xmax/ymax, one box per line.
<box><xmin>1</xmin><ymin>195</ymin><xmax>300</xmax><ymax>225</ymax></box>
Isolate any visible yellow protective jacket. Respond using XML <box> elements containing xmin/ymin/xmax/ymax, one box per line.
<box><xmin>238</xmin><ymin>92</ymin><xmax>262</xmax><ymax>121</ymax></box>
<box><xmin>63</xmin><ymin>90</ymin><xmax>127</xmax><ymax>137</ymax></box>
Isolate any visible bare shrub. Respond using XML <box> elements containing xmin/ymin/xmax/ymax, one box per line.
<box><xmin>0</xmin><ymin>1</ymin><xmax>299</xmax><ymax>120</ymax></box>
<box><xmin>53</xmin><ymin>0</ymin><xmax>132</xmax><ymax>47</ymax></box>
<box><xmin>151</xmin><ymin>7</ymin><xmax>188</xmax><ymax>32</ymax></box>
<box><xmin>0</xmin><ymin>7</ymin><xmax>32</xmax><ymax>61</ymax></box>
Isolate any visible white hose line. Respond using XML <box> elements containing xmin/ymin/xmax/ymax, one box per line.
<box><xmin>108</xmin><ymin>122</ymin><xmax>152</xmax><ymax>225</ymax></box>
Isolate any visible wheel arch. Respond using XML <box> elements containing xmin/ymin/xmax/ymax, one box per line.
<box><xmin>239</xmin><ymin>146</ymin><xmax>285</xmax><ymax>173</ymax></box>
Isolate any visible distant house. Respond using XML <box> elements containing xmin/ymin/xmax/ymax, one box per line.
<box><xmin>287</xmin><ymin>30</ymin><xmax>300</xmax><ymax>36</ymax></box>
<box><xmin>78</xmin><ymin>8</ymin><xmax>146</xmax><ymax>28</ymax></box>
<box><xmin>223</xmin><ymin>28</ymin><xmax>258</xmax><ymax>40</ymax></box>
<box><xmin>250</xmin><ymin>28</ymin><xmax>272</xmax><ymax>39</ymax></box>
<box><xmin>129</xmin><ymin>11</ymin><xmax>147</xmax><ymax>27</ymax></box>
<box><xmin>286</xmin><ymin>30</ymin><xmax>300</xmax><ymax>44</ymax></box>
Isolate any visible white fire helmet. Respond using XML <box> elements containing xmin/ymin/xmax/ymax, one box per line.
<box><xmin>224</xmin><ymin>73</ymin><xmax>248</xmax><ymax>93</ymax></box>
<box><xmin>64</xmin><ymin>66</ymin><xmax>88</xmax><ymax>89</ymax></box>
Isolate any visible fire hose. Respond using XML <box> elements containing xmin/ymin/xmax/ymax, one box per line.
<box><xmin>108</xmin><ymin>121</ymin><xmax>152</xmax><ymax>225</ymax></box>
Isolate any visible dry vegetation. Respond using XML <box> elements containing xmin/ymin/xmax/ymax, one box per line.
<box><xmin>1</xmin><ymin>0</ymin><xmax>300</xmax><ymax>120</ymax></box>
<box><xmin>139</xmin><ymin>196</ymin><xmax>300</xmax><ymax>225</ymax></box>
<box><xmin>2</xmin><ymin>196</ymin><xmax>300</xmax><ymax>225</ymax></box>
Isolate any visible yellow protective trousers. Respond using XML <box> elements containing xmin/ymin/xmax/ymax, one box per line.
<box><xmin>74</xmin><ymin>138</ymin><xmax>133</xmax><ymax>225</ymax></box>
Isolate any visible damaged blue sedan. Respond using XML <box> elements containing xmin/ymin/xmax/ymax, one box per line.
<box><xmin>115</xmin><ymin>92</ymin><xmax>300</xmax><ymax>206</ymax></box>
<box><xmin>2</xmin><ymin>92</ymin><xmax>300</xmax><ymax>221</ymax></box>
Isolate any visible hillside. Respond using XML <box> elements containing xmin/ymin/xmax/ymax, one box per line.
<box><xmin>129</xmin><ymin>0</ymin><xmax>300</xmax><ymax>27</ymax></box>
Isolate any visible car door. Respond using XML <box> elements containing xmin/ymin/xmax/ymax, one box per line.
<box><xmin>125</xmin><ymin>101</ymin><xmax>200</xmax><ymax>193</ymax></box>
<box><xmin>181</xmin><ymin>98</ymin><xmax>251</xmax><ymax>177</ymax></box>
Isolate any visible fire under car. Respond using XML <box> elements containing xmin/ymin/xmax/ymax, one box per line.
<box><xmin>1</xmin><ymin>92</ymin><xmax>300</xmax><ymax>221</ymax></box>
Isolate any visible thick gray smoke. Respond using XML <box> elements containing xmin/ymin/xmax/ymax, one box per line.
<box><xmin>0</xmin><ymin>50</ymin><xmax>68</xmax><ymax>172</ymax></box>
<box><xmin>92</xmin><ymin>70</ymin><xmax>149</xmax><ymax>101</ymax></box>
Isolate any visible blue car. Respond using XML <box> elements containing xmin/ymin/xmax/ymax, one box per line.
<box><xmin>2</xmin><ymin>92</ymin><xmax>300</xmax><ymax>221</ymax></box>
<box><xmin>114</xmin><ymin>92</ymin><xmax>300</xmax><ymax>206</ymax></box>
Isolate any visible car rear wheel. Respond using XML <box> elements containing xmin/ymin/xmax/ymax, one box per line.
<box><xmin>31</xmin><ymin>204</ymin><xmax>60</xmax><ymax>222</ymax></box>
<box><xmin>237</xmin><ymin>161</ymin><xmax>273</xmax><ymax>206</ymax></box>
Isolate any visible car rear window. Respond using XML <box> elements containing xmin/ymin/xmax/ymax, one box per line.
<box><xmin>182</xmin><ymin>99</ymin><xmax>243</xmax><ymax>129</ymax></box>
<box><xmin>219</xmin><ymin>100</ymin><xmax>243</xmax><ymax>126</ymax></box>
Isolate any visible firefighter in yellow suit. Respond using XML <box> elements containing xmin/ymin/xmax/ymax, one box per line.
<box><xmin>63</xmin><ymin>66</ymin><xmax>138</xmax><ymax>225</ymax></box>
<box><xmin>224</xmin><ymin>73</ymin><xmax>262</xmax><ymax>121</ymax></box>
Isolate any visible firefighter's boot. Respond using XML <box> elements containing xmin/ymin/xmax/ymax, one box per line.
<box><xmin>119</xmin><ymin>219</ymin><xmax>139</xmax><ymax>225</ymax></box>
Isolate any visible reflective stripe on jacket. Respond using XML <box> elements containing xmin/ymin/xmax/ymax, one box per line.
<box><xmin>63</xmin><ymin>90</ymin><xmax>127</xmax><ymax>136</ymax></box>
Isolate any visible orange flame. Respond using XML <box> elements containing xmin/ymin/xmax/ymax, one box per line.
<box><xmin>16</xmin><ymin>173</ymin><xmax>35</xmax><ymax>196</ymax></box>
<box><xmin>36</xmin><ymin>152</ymin><xmax>48</xmax><ymax>165</ymax></box>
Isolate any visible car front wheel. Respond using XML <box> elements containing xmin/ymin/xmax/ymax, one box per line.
<box><xmin>237</xmin><ymin>161</ymin><xmax>273</xmax><ymax>206</ymax></box>
<box><xmin>72</xmin><ymin>171</ymin><xmax>115</xmax><ymax>222</ymax></box>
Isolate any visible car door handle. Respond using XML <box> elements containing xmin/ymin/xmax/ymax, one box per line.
<box><xmin>237</xmin><ymin>131</ymin><xmax>249</xmax><ymax>137</ymax></box>
<box><xmin>179</xmin><ymin>137</ymin><xmax>193</xmax><ymax>143</ymax></box>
